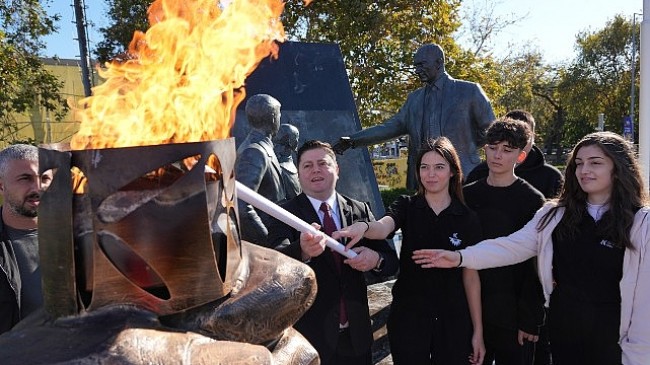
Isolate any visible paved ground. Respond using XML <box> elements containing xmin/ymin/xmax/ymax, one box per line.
<box><xmin>368</xmin><ymin>279</ymin><xmax>394</xmax><ymax>364</ymax></box>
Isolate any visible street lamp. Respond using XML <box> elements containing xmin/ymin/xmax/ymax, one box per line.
<box><xmin>630</xmin><ymin>12</ymin><xmax>642</xmax><ymax>142</ymax></box>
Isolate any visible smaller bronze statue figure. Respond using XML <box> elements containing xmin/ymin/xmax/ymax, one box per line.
<box><xmin>273</xmin><ymin>123</ymin><xmax>301</xmax><ymax>200</ymax></box>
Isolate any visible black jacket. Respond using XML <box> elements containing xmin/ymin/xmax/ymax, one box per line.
<box><xmin>0</xmin><ymin>213</ymin><xmax>21</xmax><ymax>335</ymax></box>
<box><xmin>267</xmin><ymin>193</ymin><xmax>398</xmax><ymax>364</ymax></box>
<box><xmin>466</xmin><ymin>145</ymin><xmax>564</xmax><ymax>199</ymax></box>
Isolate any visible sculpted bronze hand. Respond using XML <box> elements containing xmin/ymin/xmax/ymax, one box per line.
<box><xmin>0</xmin><ymin>141</ymin><xmax>319</xmax><ymax>365</ymax></box>
<box><xmin>332</xmin><ymin>136</ymin><xmax>354</xmax><ymax>155</ymax></box>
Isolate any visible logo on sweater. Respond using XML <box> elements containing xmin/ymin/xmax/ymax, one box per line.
<box><xmin>599</xmin><ymin>239</ymin><xmax>615</xmax><ymax>249</ymax></box>
<box><xmin>449</xmin><ymin>233</ymin><xmax>462</xmax><ymax>247</ymax></box>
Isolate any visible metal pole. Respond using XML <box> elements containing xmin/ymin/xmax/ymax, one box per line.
<box><xmin>640</xmin><ymin>0</ymin><xmax>650</xmax><ymax>185</ymax></box>
<box><xmin>631</xmin><ymin>14</ymin><xmax>638</xmax><ymax>141</ymax></box>
<box><xmin>73</xmin><ymin>0</ymin><xmax>94</xmax><ymax>97</ymax></box>
<box><xmin>598</xmin><ymin>113</ymin><xmax>605</xmax><ymax>131</ymax></box>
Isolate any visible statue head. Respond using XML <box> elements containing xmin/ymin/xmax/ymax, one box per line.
<box><xmin>273</xmin><ymin>124</ymin><xmax>299</xmax><ymax>159</ymax></box>
<box><xmin>245</xmin><ymin>94</ymin><xmax>281</xmax><ymax>136</ymax></box>
<box><xmin>413</xmin><ymin>44</ymin><xmax>445</xmax><ymax>84</ymax></box>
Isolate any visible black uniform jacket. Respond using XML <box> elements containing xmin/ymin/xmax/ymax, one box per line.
<box><xmin>267</xmin><ymin>192</ymin><xmax>398</xmax><ymax>364</ymax></box>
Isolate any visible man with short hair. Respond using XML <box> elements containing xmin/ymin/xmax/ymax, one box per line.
<box><xmin>463</xmin><ymin>119</ymin><xmax>545</xmax><ymax>365</ymax></box>
<box><xmin>334</xmin><ymin>43</ymin><xmax>495</xmax><ymax>189</ymax></box>
<box><xmin>268</xmin><ymin>140</ymin><xmax>398</xmax><ymax>365</ymax></box>
<box><xmin>0</xmin><ymin>144</ymin><xmax>53</xmax><ymax>334</ymax></box>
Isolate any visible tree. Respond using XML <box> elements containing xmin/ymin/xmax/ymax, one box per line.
<box><xmin>456</xmin><ymin>0</ymin><xmax>521</xmax><ymax>58</ymax></box>
<box><xmin>282</xmin><ymin>0</ymin><xmax>504</xmax><ymax>126</ymax></box>
<box><xmin>96</xmin><ymin>0</ymin><xmax>504</xmax><ymax>127</ymax></box>
<box><xmin>0</xmin><ymin>0</ymin><xmax>67</xmax><ymax>144</ymax></box>
<box><xmin>562</xmin><ymin>15</ymin><xmax>637</xmax><ymax>143</ymax></box>
<box><xmin>94</xmin><ymin>0</ymin><xmax>149</xmax><ymax>63</ymax></box>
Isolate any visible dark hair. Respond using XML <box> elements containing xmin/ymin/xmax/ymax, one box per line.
<box><xmin>415</xmin><ymin>137</ymin><xmax>465</xmax><ymax>203</ymax></box>
<box><xmin>504</xmin><ymin>109</ymin><xmax>535</xmax><ymax>133</ymax></box>
<box><xmin>297</xmin><ymin>140</ymin><xmax>336</xmax><ymax>165</ymax></box>
<box><xmin>486</xmin><ymin>118</ymin><xmax>532</xmax><ymax>150</ymax></box>
<box><xmin>538</xmin><ymin>132</ymin><xmax>648</xmax><ymax>249</ymax></box>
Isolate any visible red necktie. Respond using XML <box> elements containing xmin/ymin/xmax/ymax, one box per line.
<box><xmin>319</xmin><ymin>202</ymin><xmax>348</xmax><ymax>325</ymax></box>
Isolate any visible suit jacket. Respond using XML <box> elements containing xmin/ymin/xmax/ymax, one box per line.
<box><xmin>350</xmin><ymin>72</ymin><xmax>495</xmax><ymax>189</ymax></box>
<box><xmin>267</xmin><ymin>193</ymin><xmax>398</xmax><ymax>364</ymax></box>
<box><xmin>235</xmin><ymin>129</ymin><xmax>286</xmax><ymax>244</ymax></box>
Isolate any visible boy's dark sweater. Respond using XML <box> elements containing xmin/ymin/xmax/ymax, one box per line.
<box><xmin>463</xmin><ymin>178</ymin><xmax>546</xmax><ymax>334</ymax></box>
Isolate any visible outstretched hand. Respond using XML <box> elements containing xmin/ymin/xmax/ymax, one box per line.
<box><xmin>332</xmin><ymin>222</ymin><xmax>367</xmax><ymax>250</ymax></box>
<box><xmin>412</xmin><ymin>249</ymin><xmax>461</xmax><ymax>268</ymax></box>
<box><xmin>332</xmin><ymin>137</ymin><xmax>353</xmax><ymax>155</ymax></box>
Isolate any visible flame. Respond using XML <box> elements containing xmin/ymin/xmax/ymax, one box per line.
<box><xmin>70</xmin><ymin>0</ymin><xmax>286</xmax><ymax>150</ymax></box>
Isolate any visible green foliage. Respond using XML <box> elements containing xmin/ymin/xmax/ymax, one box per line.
<box><xmin>94</xmin><ymin>0</ymin><xmax>150</xmax><ymax>63</ymax></box>
<box><xmin>0</xmin><ymin>0</ymin><xmax>67</xmax><ymax>144</ymax></box>
<box><xmin>95</xmin><ymin>0</ymin><xmax>504</xmax><ymax>128</ymax></box>
<box><xmin>93</xmin><ymin>1</ymin><xmax>637</xmax><ymax>152</ymax></box>
<box><xmin>564</xmin><ymin>15</ymin><xmax>637</xmax><ymax>142</ymax></box>
<box><xmin>487</xmin><ymin>14</ymin><xmax>637</xmax><ymax>150</ymax></box>
<box><xmin>282</xmin><ymin>0</ymin><xmax>503</xmax><ymax>127</ymax></box>
<box><xmin>379</xmin><ymin>187</ymin><xmax>413</xmax><ymax>211</ymax></box>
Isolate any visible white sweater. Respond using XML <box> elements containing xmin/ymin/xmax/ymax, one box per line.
<box><xmin>461</xmin><ymin>203</ymin><xmax>650</xmax><ymax>365</ymax></box>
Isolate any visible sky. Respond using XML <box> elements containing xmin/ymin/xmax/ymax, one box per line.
<box><xmin>42</xmin><ymin>0</ymin><xmax>644</xmax><ymax>64</ymax></box>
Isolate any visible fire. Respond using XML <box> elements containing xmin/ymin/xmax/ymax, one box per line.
<box><xmin>70</xmin><ymin>0</ymin><xmax>286</xmax><ymax>150</ymax></box>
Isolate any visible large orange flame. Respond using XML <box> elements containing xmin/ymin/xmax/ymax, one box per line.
<box><xmin>70</xmin><ymin>0</ymin><xmax>286</xmax><ymax>150</ymax></box>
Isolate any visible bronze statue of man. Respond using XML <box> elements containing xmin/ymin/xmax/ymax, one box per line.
<box><xmin>273</xmin><ymin>123</ymin><xmax>301</xmax><ymax>200</ymax></box>
<box><xmin>334</xmin><ymin>44</ymin><xmax>495</xmax><ymax>189</ymax></box>
<box><xmin>236</xmin><ymin>94</ymin><xmax>286</xmax><ymax>245</ymax></box>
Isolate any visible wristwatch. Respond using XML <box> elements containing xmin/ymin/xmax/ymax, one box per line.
<box><xmin>373</xmin><ymin>252</ymin><xmax>385</xmax><ymax>273</ymax></box>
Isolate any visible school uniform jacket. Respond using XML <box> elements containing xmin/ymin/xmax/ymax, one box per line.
<box><xmin>267</xmin><ymin>192</ymin><xmax>399</xmax><ymax>364</ymax></box>
<box><xmin>460</xmin><ymin>203</ymin><xmax>650</xmax><ymax>365</ymax></box>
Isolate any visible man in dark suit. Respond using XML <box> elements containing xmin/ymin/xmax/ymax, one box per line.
<box><xmin>236</xmin><ymin>94</ymin><xmax>286</xmax><ymax>245</ymax></box>
<box><xmin>334</xmin><ymin>43</ymin><xmax>495</xmax><ymax>189</ymax></box>
<box><xmin>268</xmin><ymin>140</ymin><xmax>398</xmax><ymax>365</ymax></box>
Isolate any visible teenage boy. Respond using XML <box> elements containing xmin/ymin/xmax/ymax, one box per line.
<box><xmin>463</xmin><ymin>118</ymin><xmax>545</xmax><ymax>365</ymax></box>
<box><xmin>466</xmin><ymin>109</ymin><xmax>563</xmax><ymax>199</ymax></box>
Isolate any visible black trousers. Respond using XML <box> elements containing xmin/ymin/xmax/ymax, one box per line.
<box><xmin>327</xmin><ymin>328</ymin><xmax>371</xmax><ymax>365</ymax></box>
<box><xmin>483</xmin><ymin>324</ymin><xmax>535</xmax><ymax>365</ymax></box>
<box><xmin>533</xmin><ymin>308</ymin><xmax>552</xmax><ymax>365</ymax></box>
<box><xmin>548</xmin><ymin>291</ymin><xmax>622</xmax><ymax>365</ymax></box>
<box><xmin>387</xmin><ymin>308</ymin><xmax>473</xmax><ymax>365</ymax></box>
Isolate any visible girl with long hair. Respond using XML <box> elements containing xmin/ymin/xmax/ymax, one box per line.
<box><xmin>423</xmin><ymin>132</ymin><xmax>650</xmax><ymax>365</ymax></box>
<box><xmin>334</xmin><ymin>137</ymin><xmax>485</xmax><ymax>365</ymax></box>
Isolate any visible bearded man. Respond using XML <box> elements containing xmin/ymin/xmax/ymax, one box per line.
<box><xmin>0</xmin><ymin>144</ymin><xmax>53</xmax><ymax>334</ymax></box>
